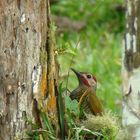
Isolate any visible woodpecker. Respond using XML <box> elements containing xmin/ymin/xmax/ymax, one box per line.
<box><xmin>70</xmin><ymin>68</ymin><xmax>103</xmax><ymax>116</ymax></box>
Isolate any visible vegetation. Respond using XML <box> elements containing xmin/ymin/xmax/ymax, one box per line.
<box><xmin>26</xmin><ymin>0</ymin><xmax>125</xmax><ymax>139</ymax></box>
<box><xmin>26</xmin><ymin>85</ymin><xmax>120</xmax><ymax>140</ymax></box>
<box><xmin>52</xmin><ymin>0</ymin><xmax>125</xmax><ymax>114</ymax></box>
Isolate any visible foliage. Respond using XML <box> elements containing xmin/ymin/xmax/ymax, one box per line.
<box><xmin>25</xmin><ymin>110</ymin><xmax>56</xmax><ymax>140</ymax></box>
<box><xmin>51</xmin><ymin>0</ymin><xmax>125</xmax><ymax>115</ymax></box>
<box><xmin>25</xmin><ymin>84</ymin><xmax>119</xmax><ymax>140</ymax></box>
<box><xmin>26</xmin><ymin>0</ymin><xmax>125</xmax><ymax>139</ymax></box>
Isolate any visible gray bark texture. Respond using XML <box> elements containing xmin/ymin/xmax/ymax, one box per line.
<box><xmin>0</xmin><ymin>0</ymin><xmax>57</xmax><ymax>139</ymax></box>
<box><xmin>122</xmin><ymin>0</ymin><xmax>140</xmax><ymax>139</ymax></box>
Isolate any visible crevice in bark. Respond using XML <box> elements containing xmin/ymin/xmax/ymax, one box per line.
<box><xmin>137</xmin><ymin>0</ymin><xmax>140</xmax><ymax>52</ymax></box>
<box><xmin>32</xmin><ymin>98</ymin><xmax>42</xmax><ymax>128</ymax></box>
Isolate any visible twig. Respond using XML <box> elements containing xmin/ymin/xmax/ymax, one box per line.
<box><xmin>65</xmin><ymin>37</ymin><xmax>81</xmax><ymax>93</ymax></box>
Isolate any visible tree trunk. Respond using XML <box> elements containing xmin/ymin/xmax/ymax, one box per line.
<box><xmin>0</xmin><ymin>0</ymin><xmax>57</xmax><ymax>139</ymax></box>
<box><xmin>122</xmin><ymin>0</ymin><xmax>140</xmax><ymax>139</ymax></box>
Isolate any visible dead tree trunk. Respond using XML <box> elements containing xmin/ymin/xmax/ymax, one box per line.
<box><xmin>122</xmin><ymin>0</ymin><xmax>140</xmax><ymax>139</ymax></box>
<box><xmin>0</xmin><ymin>0</ymin><xmax>58</xmax><ymax>139</ymax></box>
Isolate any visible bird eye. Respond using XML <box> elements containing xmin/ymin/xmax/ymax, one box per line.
<box><xmin>87</xmin><ymin>74</ymin><xmax>91</xmax><ymax>78</ymax></box>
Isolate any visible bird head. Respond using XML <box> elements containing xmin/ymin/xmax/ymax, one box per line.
<box><xmin>71</xmin><ymin>68</ymin><xmax>97</xmax><ymax>90</ymax></box>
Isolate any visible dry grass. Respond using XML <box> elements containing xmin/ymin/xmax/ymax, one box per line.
<box><xmin>83</xmin><ymin>111</ymin><xmax>120</xmax><ymax>139</ymax></box>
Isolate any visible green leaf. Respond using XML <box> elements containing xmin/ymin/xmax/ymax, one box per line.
<box><xmin>65</xmin><ymin>96</ymin><xmax>80</xmax><ymax>116</ymax></box>
<box><xmin>39</xmin><ymin>111</ymin><xmax>55</xmax><ymax>139</ymax></box>
<box><xmin>57</xmin><ymin>83</ymin><xmax>65</xmax><ymax>140</ymax></box>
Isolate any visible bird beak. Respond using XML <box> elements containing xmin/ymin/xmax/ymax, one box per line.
<box><xmin>71</xmin><ymin>68</ymin><xmax>82</xmax><ymax>77</ymax></box>
<box><xmin>71</xmin><ymin>68</ymin><xmax>83</xmax><ymax>84</ymax></box>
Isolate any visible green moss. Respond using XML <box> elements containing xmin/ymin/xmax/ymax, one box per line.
<box><xmin>83</xmin><ymin>111</ymin><xmax>120</xmax><ymax>139</ymax></box>
<box><xmin>40</xmin><ymin>50</ymin><xmax>47</xmax><ymax>64</ymax></box>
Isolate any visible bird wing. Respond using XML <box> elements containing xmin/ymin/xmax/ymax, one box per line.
<box><xmin>70</xmin><ymin>86</ymin><xmax>87</xmax><ymax>100</ymax></box>
<box><xmin>87</xmin><ymin>88</ymin><xmax>103</xmax><ymax>115</ymax></box>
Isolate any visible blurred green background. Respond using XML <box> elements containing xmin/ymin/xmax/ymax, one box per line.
<box><xmin>51</xmin><ymin>0</ymin><xmax>125</xmax><ymax>115</ymax></box>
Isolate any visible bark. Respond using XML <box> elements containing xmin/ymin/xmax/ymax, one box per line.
<box><xmin>122</xmin><ymin>0</ymin><xmax>140</xmax><ymax>139</ymax></box>
<box><xmin>0</xmin><ymin>0</ymin><xmax>58</xmax><ymax>139</ymax></box>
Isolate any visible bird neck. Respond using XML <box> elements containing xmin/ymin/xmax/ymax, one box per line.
<box><xmin>70</xmin><ymin>85</ymin><xmax>86</xmax><ymax>100</ymax></box>
<box><xmin>79</xmin><ymin>83</ymin><xmax>96</xmax><ymax>93</ymax></box>
<box><xmin>70</xmin><ymin>84</ymin><xmax>96</xmax><ymax>99</ymax></box>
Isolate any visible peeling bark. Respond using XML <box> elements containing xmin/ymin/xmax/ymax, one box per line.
<box><xmin>0</xmin><ymin>0</ymin><xmax>58</xmax><ymax>139</ymax></box>
<box><xmin>122</xmin><ymin>0</ymin><xmax>140</xmax><ymax>139</ymax></box>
